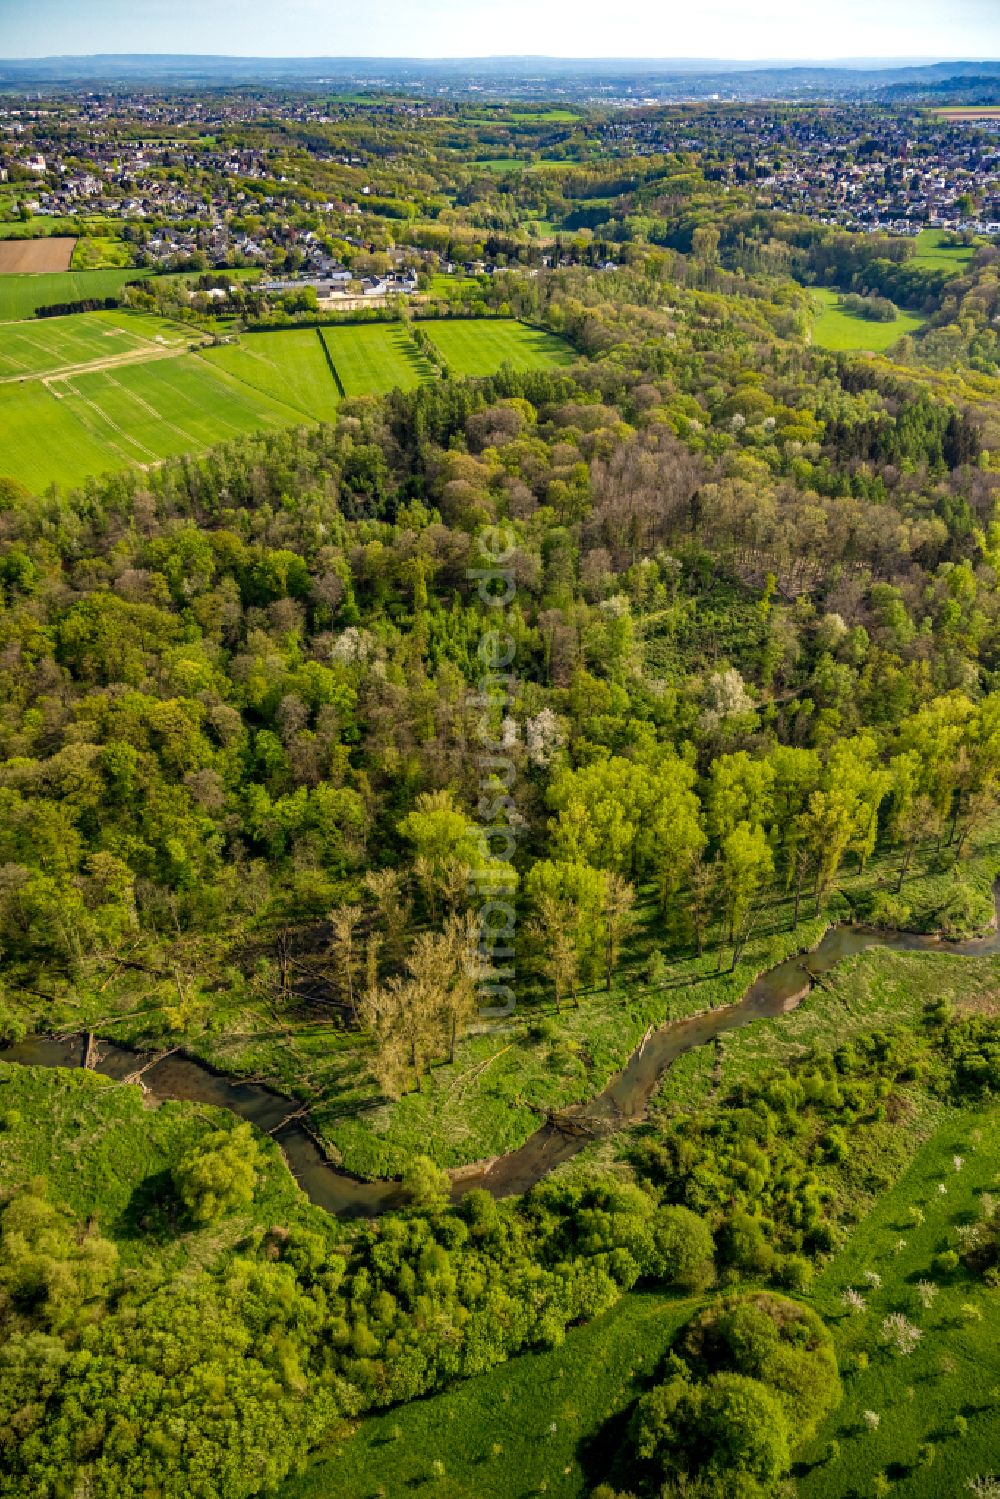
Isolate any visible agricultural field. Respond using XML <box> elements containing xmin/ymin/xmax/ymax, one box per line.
<box><xmin>200</xmin><ymin>329</ymin><xmax>340</xmax><ymax>422</ymax></box>
<box><xmin>0</xmin><ymin>351</ymin><xmax>313</xmax><ymax>490</ymax></box>
<box><xmin>0</xmin><ymin>308</ymin><xmax>191</xmax><ymax>379</ymax></box>
<box><xmin>426</xmin><ymin>317</ymin><xmax>576</xmax><ymax>375</ymax></box>
<box><xmin>0</xmin><ymin>236</ymin><xmax>76</xmax><ymax>274</ymax></box>
<box><xmin>799</xmin><ymin>1105</ymin><xmax>1000</xmax><ymax>1499</ymax></box>
<box><xmin>810</xmin><ymin>287</ymin><xmax>926</xmax><ymax>353</ymax></box>
<box><xmin>0</xmin><ymin>309</ymin><xmax>575</xmax><ymax>491</ymax></box>
<box><xmin>933</xmin><ymin>106</ymin><xmax>1000</xmax><ymax>120</ymax></box>
<box><xmin>0</xmin><ymin>266</ymin><xmax>149</xmax><ymax>321</ymax></box>
<box><xmin>320</xmin><ymin>321</ymin><xmax>433</xmax><ymax>396</ymax></box>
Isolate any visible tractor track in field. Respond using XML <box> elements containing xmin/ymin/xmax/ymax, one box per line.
<box><xmin>1</xmin><ymin>338</ymin><xmax>202</xmax><ymax>388</ymax></box>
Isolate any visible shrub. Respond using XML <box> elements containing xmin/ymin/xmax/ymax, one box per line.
<box><xmin>403</xmin><ymin>1155</ymin><xmax>451</xmax><ymax>1213</ymax></box>
<box><xmin>680</xmin><ymin>1293</ymin><xmax>841</xmax><ymax>1439</ymax></box>
<box><xmin>173</xmin><ymin>1122</ymin><xmax>260</xmax><ymax>1224</ymax></box>
<box><xmin>651</xmin><ymin>1205</ymin><xmax>716</xmax><ymax>1291</ymax></box>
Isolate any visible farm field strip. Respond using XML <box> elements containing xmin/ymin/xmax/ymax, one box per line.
<box><xmin>425</xmin><ymin>317</ymin><xmax>576</xmax><ymax>375</ymax></box>
<box><xmin>0</xmin><ymin>266</ymin><xmax>151</xmax><ymax>321</ymax></box>
<box><xmin>0</xmin><ymin>309</ymin><xmax>191</xmax><ymax>380</ymax></box>
<box><xmin>0</xmin><ymin>236</ymin><xmax>77</xmax><ymax>274</ymax></box>
<box><xmin>199</xmin><ymin>329</ymin><xmax>340</xmax><ymax>421</ymax></box>
<box><xmin>0</xmin><ymin>353</ymin><xmax>314</xmax><ymax>492</ymax></box>
<box><xmin>319</xmin><ymin>322</ymin><xmax>433</xmax><ymax>396</ymax></box>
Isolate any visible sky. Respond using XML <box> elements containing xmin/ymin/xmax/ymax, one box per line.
<box><xmin>1</xmin><ymin>0</ymin><xmax>998</xmax><ymax>62</ymax></box>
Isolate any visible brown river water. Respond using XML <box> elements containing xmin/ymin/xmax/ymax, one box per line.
<box><xmin>5</xmin><ymin>906</ymin><xmax>1000</xmax><ymax>1219</ymax></box>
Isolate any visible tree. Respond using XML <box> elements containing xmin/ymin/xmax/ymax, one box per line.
<box><xmin>358</xmin><ymin>917</ymin><xmax>479</xmax><ymax>1090</ymax></box>
<box><xmin>630</xmin><ymin>1370</ymin><xmax>791</xmax><ymax>1488</ymax></box>
<box><xmin>403</xmin><ymin>1154</ymin><xmax>452</xmax><ymax>1213</ymax></box>
<box><xmin>364</xmin><ymin>867</ymin><xmax>412</xmax><ymax>965</ymax></box>
<box><xmin>719</xmin><ymin>823</ymin><xmax>773</xmax><ymax>963</ymax></box>
<box><xmin>398</xmin><ymin>791</ymin><xmax>481</xmax><ymax>919</ymax></box>
<box><xmin>548</xmin><ymin>753</ymin><xmax>703</xmax><ymax>889</ymax></box>
<box><xmin>651</xmin><ymin>1205</ymin><xmax>716</xmax><ymax>1291</ymax></box>
<box><xmin>530</xmin><ymin>892</ymin><xmax>581</xmax><ymax>1012</ymax></box>
<box><xmin>893</xmin><ymin>793</ymin><xmax>940</xmax><ymax>893</ymax></box>
<box><xmin>328</xmin><ymin>903</ymin><xmax>363</xmax><ymax>1019</ymax></box>
<box><xmin>412</xmin><ymin>913</ymin><xmax>478</xmax><ymax>1064</ymax></box>
<box><xmin>173</xmin><ymin>1123</ymin><xmax>260</xmax><ymax>1224</ymax></box>
<box><xmin>686</xmin><ymin>854</ymin><xmax>720</xmax><ymax>955</ymax></box>
<box><xmin>601</xmin><ymin>873</ymin><xmax>636</xmax><ymax>990</ymax></box>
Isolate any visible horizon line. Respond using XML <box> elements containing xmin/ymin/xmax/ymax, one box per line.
<box><xmin>4</xmin><ymin>52</ymin><xmax>1000</xmax><ymax>67</ymax></box>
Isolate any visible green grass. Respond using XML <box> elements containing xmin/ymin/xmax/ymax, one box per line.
<box><xmin>276</xmin><ymin>1290</ymin><xmax>695</xmax><ymax>1499</ymax></box>
<box><xmin>0</xmin><ymin>1060</ymin><xmax>315</xmax><ymax>1269</ymax></box>
<box><xmin>0</xmin><ymin>267</ymin><xmax>156</xmax><ymax>321</ymax></box>
<box><xmin>200</xmin><ymin>329</ymin><xmax>340</xmax><ymax>422</ymax></box>
<box><xmin>320</xmin><ymin>322</ymin><xmax>434</xmax><ymax>397</ymax></box>
<box><xmin>653</xmin><ymin>946</ymin><xmax>1000</xmax><ymax>1117</ymax></box>
<box><xmin>0</xmin><ymin>308</ymin><xmax>190</xmax><ymax>379</ymax></box>
<box><xmin>0</xmin><ymin>312</ymin><xmax>573</xmax><ymax>493</ymax></box>
<box><xmin>798</xmin><ymin>1105</ymin><xmax>1000</xmax><ymax>1498</ymax></box>
<box><xmin>426</xmin><ymin>318</ymin><xmax>576</xmax><ymax>376</ymax></box>
<box><xmin>70</xmin><ymin>235</ymin><xmax>132</xmax><ymax>271</ymax></box>
<box><xmin>810</xmin><ymin>288</ymin><xmax>926</xmax><ymax>353</ymax></box>
<box><xmin>473</xmin><ymin>158</ymin><xmax>529</xmax><ymax>173</ymax></box>
<box><xmin>512</xmin><ymin>109</ymin><xmax>582</xmax><ymax>122</ymax></box>
<box><xmin>0</xmin><ymin>216</ymin><xmax>74</xmax><ymax>240</ymax></box>
<box><xmin>911</xmin><ymin>227</ymin><xmax>977</xmax><ymax>273</ymax></box>
<box><xmin>0</xmin><ymin>352</ymin><xmax>312</xmax><ymax>491</ymax></box>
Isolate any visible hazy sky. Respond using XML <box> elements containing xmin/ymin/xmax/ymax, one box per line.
<box><xmin>1</xmin><ymin>0</ymin><xmax>998</xmax><ymax>61</ymax></box>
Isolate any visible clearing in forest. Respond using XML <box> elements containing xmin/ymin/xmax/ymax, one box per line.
<box><xmin>809</xmin><ymin>287</ymin><xmax>926</xmax><ymax>353</ymax></box>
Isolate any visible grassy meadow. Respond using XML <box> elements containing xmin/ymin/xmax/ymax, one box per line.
<box><xmin>320</xmin><ymin>321</ymin><xmax>433</xmax><ymax>396</ymax></box>
<box><xmin>277</xmin><ymin>1291</ymin><xmax>696</xmax><ymax>1499</ymax></box>
<box><xmin>0</xmin><ymin>1060</ymin><xmax>315</xmax><ymax>1270</ymax></box>
<box><xmin>70</xmin><ymin>235</ymin><xmax>134</xmax><ymax>271</ymax></box>
<box><xmin>0</xmin><ymin>353</ymin><xmax>311</xmax><ymax>490</ymax></box>
<box><xmin>911</xmin><ymin>227</ymin><xmax>977</xmax><ymax>273</ymax></box>
<box><xmin>810</xmin><ymin>288</ymin><xmax>926</xmax><ymax>353</ymax></box>
<box><xmin>200</xmin><ymin>328</ymin><xmax>341</xmax><ymax>422</ymax></box>
<box><xmin>0</xmin><ymin>308</ymin><xmax>190</xmax><ymax>379</ymax></box>
<box><xmin>0</xmin><ymin>267</ymin><xmax>151</xmax><ymax>321</ymax></box>
<box><xmin>426</xmin><ymin>317</ymin><xmax>576</xmax><ymax>375</ymax></box>
<box><xmin>798</xmin><ymin>1106</ymin><xmax>1000</xmax><ymax>1498</ymax></box>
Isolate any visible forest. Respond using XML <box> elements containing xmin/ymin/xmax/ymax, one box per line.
<box><xmin>2</xmin><ymin>84</ymin><xmax>1000</xmax><ymax>1499</ymax></box>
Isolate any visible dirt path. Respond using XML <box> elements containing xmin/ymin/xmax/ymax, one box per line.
<box><xmin>0</xmin><ymin>338</ymin><xmax>200</xmax><ymax>388</ymax></box>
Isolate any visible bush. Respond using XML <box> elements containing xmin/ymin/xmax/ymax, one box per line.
<box><xmin>631</xmin><ymin>1370</ymin><xmax>791</xmax><ymax>1487</ymax></box>
<box><xmin>651</xmin><ymin>1205</ymin><xmax>716</xmax><ymax>1291</ymax></box>
<box><xmin>403</xmin><ymin>1155</ymin><xmax>452</xmax><ymax>1213</ymax></box>
<box><xmin>680</xmin><ymin>1293</ymin><xmax>841</xmax><ymax>1439</ymax></box>
<box><xmin>173</xmin><ymin>1122</ymin><xmax>260</xmax><ymax>1223</ymax></box>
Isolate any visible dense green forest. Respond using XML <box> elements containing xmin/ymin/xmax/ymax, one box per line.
<box><xmin>3</xmin><ymin>92</ymin><xmax>1000</xmax><ymax>1499</ymax></box>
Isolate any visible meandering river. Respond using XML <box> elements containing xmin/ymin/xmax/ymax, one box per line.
<box><xmin>5</xmin><ymin>905</ymin><xmax>1000</xmax><ymax>1218</ymax></box>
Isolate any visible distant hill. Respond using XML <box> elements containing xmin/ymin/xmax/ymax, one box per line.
<box><xmin>2</xmin><ymin>54</ymin><xmax>1000</xmax><ymax>101</ymax></box>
